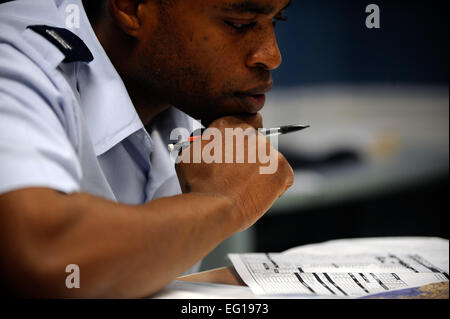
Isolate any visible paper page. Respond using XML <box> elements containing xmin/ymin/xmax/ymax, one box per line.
<box><xmin>228</xmin><ymin>237</ymin><xmax>449</xmax><ymax>298</ymax></box>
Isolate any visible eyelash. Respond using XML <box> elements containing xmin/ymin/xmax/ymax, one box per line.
<box><xmin>224</xmin><ymin>21</ymin><xmax>256</xmax><ymax>31</ymax></box>
<box><xmin>273</xmin><ymin>14</ymin><xmax>288</xmax><ymax>27</ymax></box>
<box><xmin>225</xmin><ymin>15</ymin><xmax>288</xmax><ymax>32</ymax></box>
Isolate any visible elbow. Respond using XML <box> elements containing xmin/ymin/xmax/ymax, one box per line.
<box><xmin>0</xmin><ymin>243</ymin><xmax>83</xmax><ymax>298</ymax></box>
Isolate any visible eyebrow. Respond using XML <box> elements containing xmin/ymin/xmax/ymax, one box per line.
<box><xmin>220</xmin><ymin>0</ymin><xmax>291</xmax><ymax>15</ymax></box>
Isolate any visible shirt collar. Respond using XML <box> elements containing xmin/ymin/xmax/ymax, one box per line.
<box><xmin>0</xmin><ymin>0</ymin><xmax>199</xmax><ymax>156</ymax></box>
<box><xmin>71</xmin><ymin>0</ymin><xmax>144</xmax><ymax>155</ymax></box>
<box><xmin>70</xmin><ymin>0</ymin><xmax>199</xmax><ymax>156</ymax></box>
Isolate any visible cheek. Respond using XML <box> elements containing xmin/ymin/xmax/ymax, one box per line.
<box><xmin>178</xmin><ymin>42</ymin><xmax>236</xmax><ymax>96</ymax></box>
<box><xmin>136</xmin><ymin>20</ymin><xmax>246</xmax><ymax>105</ymax></box>
<box><xmin>192</xmin><ymin>40</ymin><xmax>245</xmax><ymax>92</ymax></box>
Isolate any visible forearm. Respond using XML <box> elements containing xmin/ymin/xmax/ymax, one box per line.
<box><xmin>0</xmin><ymin>189</ymin><xmax>235</xmax><ymax>298</ymax></box>
<box><xmin>104</xmin><ymin>192</ymin><xmax>236</xmax><ymax>298</ymax></box>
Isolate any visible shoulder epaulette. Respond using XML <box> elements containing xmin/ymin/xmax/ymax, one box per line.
<box><xmin>27</xmin><ymin>25</ymin><xmax>94</xmax><ymax>63</ymax></box>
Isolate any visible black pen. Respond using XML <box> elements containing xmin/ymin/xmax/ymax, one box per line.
<box><xmin>168</xmin><ymin>124</ymin><xmax>310</xmax><ymax>152</ymax></box>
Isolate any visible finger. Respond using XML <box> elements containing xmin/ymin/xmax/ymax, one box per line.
<box><xmin>209</xmin><ymin>114</ymin><xmax>262</xmax><ymax>132</ymax></box>
<box><xmin>232</xmin><ymin>113</ymin><xmax>263</xmax><ymax>129</ymax></box>
<box><xmin>277</xmin><ymin>152</ymin><xmax>295</xmax><ymax>194</ymax></box>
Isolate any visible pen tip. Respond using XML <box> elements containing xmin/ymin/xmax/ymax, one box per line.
<box><xmin>282</xmin><ymin>124</ymin><xmax>310</xmax><ymax>133</ymax></box>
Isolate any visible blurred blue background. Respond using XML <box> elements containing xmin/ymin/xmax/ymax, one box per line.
<box><xmin>202</xmin><ymin>0</ymin><xmax>449</xmax><ymax>270</ymax></box>
<box><xmin>272</xmin><ymin>0</ymin><xmax>448</xmax><ymax>86</ymax></box>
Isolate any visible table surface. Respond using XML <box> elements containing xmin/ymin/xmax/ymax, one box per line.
<box><xmin>178</xmin><ymin>266</ymin><xmax>449</xmax><ymax>299</ymax></box>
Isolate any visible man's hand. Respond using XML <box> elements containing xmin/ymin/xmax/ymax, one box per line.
<box><xmin>176</xmin><ymin>113</ymin><xmax>294</xmax><ymax>232</ymax></box>
<box><xmin>0</xmin><ymin>113</ymin><xmax>293</xmax><ymax>298</ymax></box>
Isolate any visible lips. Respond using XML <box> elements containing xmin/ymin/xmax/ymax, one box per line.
<box><xmin>235</xmin><ymin>82</ymin><xmax>273</xmax><ymax>114</ymax></box>
<box><xmin>235</xmin><ymin>94</ymin><xmax>266</xmax><ymax>114</ymax></box>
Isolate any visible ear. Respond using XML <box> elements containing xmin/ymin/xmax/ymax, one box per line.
<box><xmin>107</xmin><ymin>0</ymin><xmax>147</xmax><ymax>37</ymax></box>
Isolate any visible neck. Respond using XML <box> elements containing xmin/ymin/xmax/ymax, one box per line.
<box><xmin>90</xmin><ymin>15</ymin><xmax>169</xmax><ymax>126</ymax></box>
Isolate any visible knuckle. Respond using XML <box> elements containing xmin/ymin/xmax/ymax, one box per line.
<box><xmin>211</xmin><ymin>117</ymin><xmax>228</xmax><ymax>128</ymax></box>
<box><xmin>246</xmin><ymin>113</ymin><xmax>263</xmax><ymax>129</ymax></box>
<box><xmin>254</xmin><ymin>113</ymin><xmax>263</xmax><ymax>128</ymax></box>
<box><xmin>286</xmin><ymin>165</ymin><xmax>295</xmax><ymax>186</ymax></box>
<box><xmin>238</xmin><ymin>122</ymin><xmax>254</xmax><ymax>131</ymax></box>
<box><xmin>277</xmin><ymin>152</ymin><xmax>287</xmax><ymax>165</ymax></box>
<box><xmin>277</xmin><ymin>152</ymin><xmax>294</xmax><ymax>178</ymax></box>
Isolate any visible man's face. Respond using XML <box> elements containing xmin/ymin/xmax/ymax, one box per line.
<box><xmin>133</xmin><ymin>0</ymin><xmax>290</xmax><ymax>124</ymax></box>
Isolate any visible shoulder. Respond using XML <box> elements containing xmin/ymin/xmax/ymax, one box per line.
<box><xmin>0</xmin><ymin>21</ymin><xmax>94</xmax><ymax>149</ymax></box>
<box><xmin>0</xmin><ymin>24</ymin><xmax>93</xmax><ymax>75</ymax></box>
<box><xmin>0</xmin><ymin>0</ymin><xmax>93</xmax><ymax>66</ymax></box>
<box><xmin>26</xmin><ymin>25</ymin><xmax>93</xmax><ymax>64</ymax></box>
<box><xmin>0</xmin><ymin>7</ymin><xmax>94</xmax><ymax>119</ymax></box>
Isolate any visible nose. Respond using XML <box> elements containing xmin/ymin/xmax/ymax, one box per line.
<box><xmin>246</xmin><ymin>28</ymin><xmax>282</xmax><ymax>71</ymax></box>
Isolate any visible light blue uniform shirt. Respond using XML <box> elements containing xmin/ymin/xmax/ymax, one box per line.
<box><xmin>0</xmin><ymin>0</ymin><xmax>201</xmax><ymax>274</ymax></box>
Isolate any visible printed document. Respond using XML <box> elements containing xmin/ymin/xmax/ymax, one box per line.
<box><xmin>228</xmin><ymin>237</ymin><xmax>449</xmax><ymax>298</ymax></box>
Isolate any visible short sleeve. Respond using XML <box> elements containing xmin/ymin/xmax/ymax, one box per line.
<box><xmin>0</xmin><ymin>43</ymin><xmax>81</xmax><ymax>195</ymax></box>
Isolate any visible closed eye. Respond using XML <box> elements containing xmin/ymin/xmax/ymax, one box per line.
<box><xmin>273</xmin><ymin>13</ymin><xmax>288</xmax><ymax>27</ymax></box>
<box><xmin>224</xmin><ymin>20</ymin><xmax>257</xmax><ymax>31</ymax></box>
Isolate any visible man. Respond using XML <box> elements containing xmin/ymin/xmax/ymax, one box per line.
<box><xmin>0</xmin><ymin>0</ymin><xmax>293</xmax><ymax>298</ymax></box>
